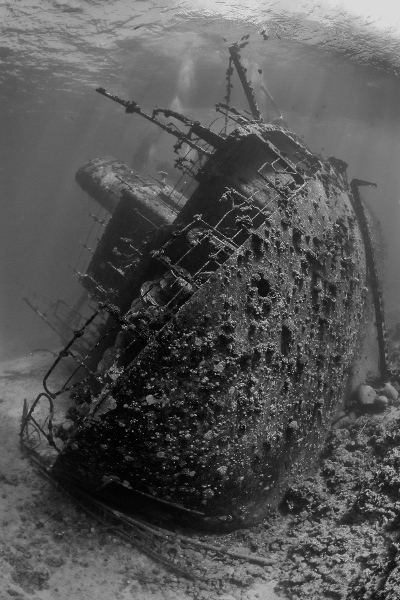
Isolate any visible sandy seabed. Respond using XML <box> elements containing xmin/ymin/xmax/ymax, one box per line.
<box><xmin>0</xmin><ymin>353</ymin><xmax>282</xmax><ymax>600</ymax></box>
<box><xmin>1</xmin><ymin>352</ymin><xmax>400</xmax><ymax>600</ymax></box>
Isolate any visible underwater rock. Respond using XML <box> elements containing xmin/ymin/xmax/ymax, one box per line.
<box><xmin>374</xmin><ymin>395</ymin><xmax>389</xmax><ymax>411</ymax></box>
<box><xmin>357</xmin><ymin>384</ymin><xmax>377</xmax><ymax>406</ymax></box>
<box><xmin>379</xmin><ymin>381</ymin><xmax>398</xmax><ymax>402</ymax></box>
<box><xmin>333</xmin><ymin>411</ymin><xmax>357</xmax><ymax>429</ymax></box>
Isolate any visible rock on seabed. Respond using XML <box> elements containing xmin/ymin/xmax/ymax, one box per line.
<box><xmin>357</xmin><ymin>384</ymin><xmax>377</xmax><ymax>405</ymax></box>
<box><xmin>380</xmin><ymin>382</ymin><xmax>399</xmax><ymax>402</ymax></box>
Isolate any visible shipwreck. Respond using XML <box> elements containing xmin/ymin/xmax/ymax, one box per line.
<box><xmin>21</xmin><ymin>43</ymin><xmax>390</xmax><ymax>530</ymax></box>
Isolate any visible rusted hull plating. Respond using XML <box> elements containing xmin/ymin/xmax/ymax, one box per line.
<box><xmin>51</xmin><ymin>151</ymin><xmax>376</xmax><ymax>529</ymax></box>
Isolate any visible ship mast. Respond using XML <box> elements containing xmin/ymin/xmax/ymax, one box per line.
<box><xmin>228</xmin><ymin>43</ymin><xmax>262</xmax><ymax>121</ymax></box>
<box><xmin>96</xmin><ymin>87</ymin><xmax>224</xmax><ymax>153</ymax></box>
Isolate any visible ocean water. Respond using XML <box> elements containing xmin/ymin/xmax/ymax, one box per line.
<box><xmin>1</xmin><ymin>0</ymin><xmax>400</xmax><ymax>359</ymax></box>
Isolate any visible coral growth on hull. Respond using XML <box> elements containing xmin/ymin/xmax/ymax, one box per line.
<box><xmin>52</xmin><ymin>155</ymin><xmax>376</xmax><ymax>529</ymax></box>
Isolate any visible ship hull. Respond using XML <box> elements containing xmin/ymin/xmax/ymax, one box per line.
<box><xmin>51</xmin><ymin>169</ymin><xmax>375</xmax><ymax>529</ymax></box>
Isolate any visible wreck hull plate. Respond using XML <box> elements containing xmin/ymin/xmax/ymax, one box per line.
<box><xmin>52</xmin><ymin>173</ymin><xmax>373</xmax><ymax>529</ymax></box>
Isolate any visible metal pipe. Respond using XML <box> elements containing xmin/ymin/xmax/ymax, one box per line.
<box><xmin>228</xmin><ymin>44</ymin><xmax>262</xmax><ymax>121</ymax></box>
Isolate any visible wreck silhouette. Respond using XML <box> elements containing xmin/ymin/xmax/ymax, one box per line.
<box><xmin>21</xmin><ymin>43</ymin><xmax>388</xmax><ymax>531</ymax></box>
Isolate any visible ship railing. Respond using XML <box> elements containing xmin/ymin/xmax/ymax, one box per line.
<box><xmin>20</xmin><ymin>393</ymin><xmax>61</xmax><ymax>456</ymax></box>
<box><xmin>99</xmin><ymin>182</ymin><xmax>307</xmax><ymax>379</ymax></box>
<box><xmin>145</xmin><ymin>160</ymin><xmax>310</xmax><ymax>295</ymax></box>
<box><xmin>23</xmin><ymin>307</ymin><xmax>119</xmax><ymax>408</ymax></box>
<box><xmin>22</xmin><ymin>294</ymin><xmax>94</xmax><ymax>358</ymax></box>
<box><xmin>145</xmin><ymin>197</ymin><xmax>264</xmax><ymax>295</ymax></box>
<box><xmin>161</xmin><ymin>112</ymin><xmax>238</xmax><ymax>207</ymax></box>
<box><xmin>75</xmin><ymin>200</ymin><xmax>111</xmax><ymax>277</ymax></box>
<box><xmin>20</xmin><ymin>306</ymin><xmax>133</xmax><ymax>459</ymax></box>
